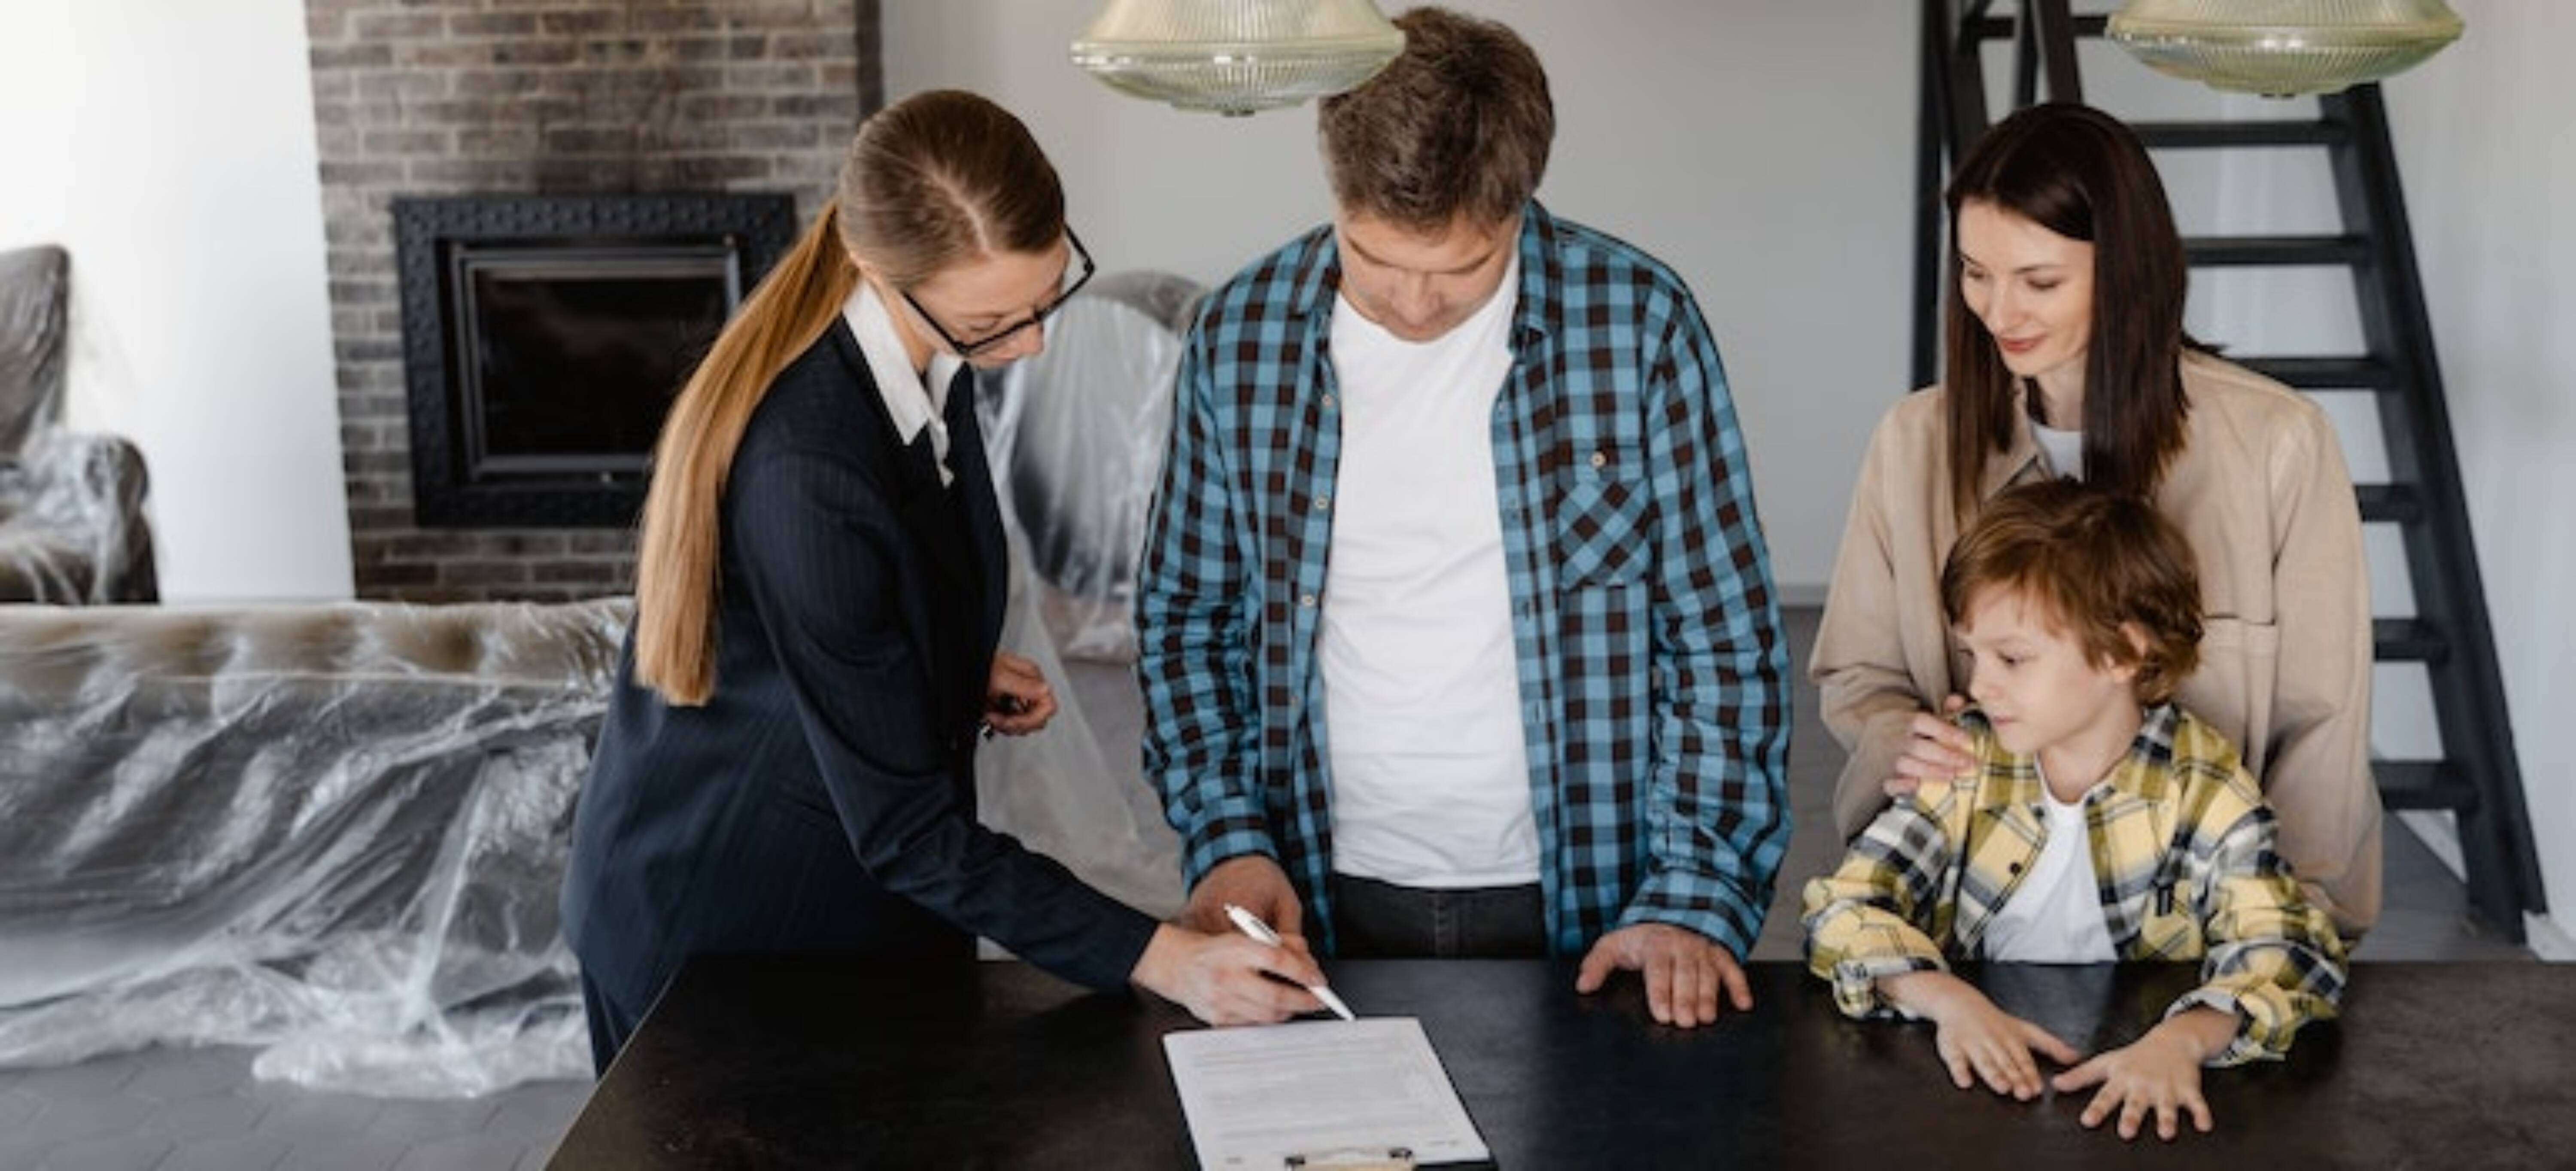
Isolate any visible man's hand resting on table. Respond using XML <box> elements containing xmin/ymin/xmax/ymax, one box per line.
<box><xmin>1574</xmin><ymin>923</ymin><xmax>1752</xmax><ymax>1029</ymax></box>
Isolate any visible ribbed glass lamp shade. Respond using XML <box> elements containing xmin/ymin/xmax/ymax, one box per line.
<box><xmin>2107</xmin><ymin>0</ymin><xmax>2464</xmax><ymax>97</ymax></box>
<box><xmin>1070</xmin><ymin>0</ymin><xmax>1406</xmax><ymax>116</ymax></box>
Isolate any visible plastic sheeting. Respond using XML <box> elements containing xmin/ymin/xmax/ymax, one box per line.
<box><xmin>0</xmin><ymin>430</ymin><xmax>157</xmax><ymax>604</ymax></box>
<box><xmin>0</xmin><ymin>601</ymin><xmax>630</xmax><ymax>1096</ymax></box>
<box><xmin>0</xmin><ymin>271</ymin><xmax>1205</xmax><ymax>1096</ymax></box>
<box><xmin>0</xmin><ymin>243</ymin><xmax>158</xmax><ymax>604</ymax></box>
<box><xmin>0</xmin><ymin>244</ymin><xmax>70</xmax><ymax>455</ymax></box>
<box><xmin>966</xmin><ymin>271</ymin><xmax>1206</xmax><ymax>919</ymax></box>
<box><xmin>963</xmin><ymin>268</ymin><xmax>1206</xmax><ymax>918</ymax></box>
<box><xmin>981</xmin><ymin>270</ymin><xmax>1203</xmax><ymax>662</ymax></box>
<box><xmin>976</xmin><ymin>525</ymin><xmax>1188</xmax><ymax>922</ymax></box>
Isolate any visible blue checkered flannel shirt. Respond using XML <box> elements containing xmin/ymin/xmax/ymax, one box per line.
<box><xmin>1136</xmin><ymin>203</ymin><xmax>1790</xmax><ymax>958</ymax></box>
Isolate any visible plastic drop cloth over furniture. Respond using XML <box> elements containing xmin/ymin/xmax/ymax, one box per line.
<box><xmin>0</xmin><ymin>270</ymin><xmax>1205</xmax><ymax>1096</ymax></box>
<box><xmin>965</xmin><ymin>270</ymin><xmax>1207</xmax><ymax>919</ymax></box>
<box><xmin>0</xmin><ymin>245</ymin><xmax>158</xmax><ymax>604</ymax></box>
<box><xmin>979</xmin><ymin>270</ymin><xmax>1203</xmax><ymax>663</ymax></box>
<box><xmin>0</xmin><ymin>600</ymin><xmax>630</xmax><ymax>1096</ymax></box>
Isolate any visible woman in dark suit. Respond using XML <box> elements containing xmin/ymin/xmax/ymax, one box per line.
<box><xmin>560</xmin><ymin>89</ymin><xmax>1326</xmax><ymax>1073</ymax></box>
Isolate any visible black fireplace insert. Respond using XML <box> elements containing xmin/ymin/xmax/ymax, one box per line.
<box><xmin>393</xmin><ymin>192</ymin><xmax>798</xmax><ymax>527</ymax></box>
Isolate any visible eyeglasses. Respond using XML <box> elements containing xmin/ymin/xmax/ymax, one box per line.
<box><xmin>899</xmin><ymin>228</ymin><xmax>1095</xmax><ymax>358</ymax></box>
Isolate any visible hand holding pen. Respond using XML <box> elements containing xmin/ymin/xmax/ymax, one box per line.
<box><xmin>1227</xmin><ymin>903</ymin><xmax>1357</xmax><ymax>1021</ymax></box>
<box><xmin>1129</xmin><ymin>920</ymin><xmax>1333</xmax><ymax>1026</ymax></box>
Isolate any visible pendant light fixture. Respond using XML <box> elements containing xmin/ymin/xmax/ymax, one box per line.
<box><xmin>2106</xmin><ymin>0</ymin><xmax>2464</xmax><ymax>97</ymax></box>
<box><xmin>1069</xmin><ymin>0</ymin><xmax>1406</xmax><ymax>117</ymax></box>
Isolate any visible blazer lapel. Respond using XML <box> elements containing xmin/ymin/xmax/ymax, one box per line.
<box><xmin>831</xmin><ymin>323</ymin><xmax>980</xmax><ymax>594</ymax></box>
<box><xmin>941</xmin><ymin>367</ymin><xmax>1009</xmax><ymax>654</ymax></box>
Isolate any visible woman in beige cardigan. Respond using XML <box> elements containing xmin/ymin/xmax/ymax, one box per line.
<box><xmin>1811</xmin><ymin>102</ymin><xmax>2381</xmax><ymax>936</ymax></box>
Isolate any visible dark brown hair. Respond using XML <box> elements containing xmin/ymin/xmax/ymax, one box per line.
<box><xmin>634</xmin><ymin>90</ymin><xmax>1063</xmax><ymax>705</ymax></box>
<box><xmin>1940</xmin><ymin>479</ymin><xmax>2203</xmax><ymax>705</ymax></box>
<box><xmin>1317</xmin><ymin>6</ymin><xmax>1553</xmax><ymax>231</ymax></box>
<box><xmin>1943</xmin><ymin>102</ymin><xmax>2198</xmax><ymax>527</ymax></box>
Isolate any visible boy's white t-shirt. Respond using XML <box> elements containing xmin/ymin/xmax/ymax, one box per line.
<box><xmin>1979</xmin><ymin>767</ymin><xmax>2120</xmax><ymax>963</ymax></box>
<box><xmin>1316</xmin><ymin>256</ymin><xmax>1539</xmax><ymax>888</ymax></box>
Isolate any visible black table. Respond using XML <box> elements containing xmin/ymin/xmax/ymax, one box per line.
<box><xmin>552</xmin><ymin>958</ymin><xmax>2576</xmax><ymax>1168</ymax></box>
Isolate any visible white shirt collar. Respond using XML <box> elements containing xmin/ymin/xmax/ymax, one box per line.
<box><xmin>840</xmin><ymin>280</ymin><xmax>967</xmax><ymax>485</ymax></box>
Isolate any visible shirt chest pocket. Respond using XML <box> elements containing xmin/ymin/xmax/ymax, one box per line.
<box><xmin>2130</xmin><ymin>845</ymin><xmax>2206</xmax><ymax>959</ymax></box>
<box><xmin>1554</xmin><ymin>444</ymin><xmax>1653</xmax><ymax>588</ymax></box>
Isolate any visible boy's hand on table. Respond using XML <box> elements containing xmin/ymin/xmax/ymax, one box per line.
<box><xmin>2054</xmin><ymin>1007</ymin><xmax>2237</xmax><ymax>1141</ymax></box>
<box><xmin>1881</xmin><ymin>970</ymin><xmax>2082</xmax><ymax>1101</ymax></box>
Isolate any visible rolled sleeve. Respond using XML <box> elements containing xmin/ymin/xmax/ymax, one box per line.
<box><xmin>2178</xmin><ymin>796</ymin><xmax>2349</xmax><ymax>1065</ymax></box>
<box><xmin>1802</xmin><ymin>795</ymin><xmax>1958</xmax><ymax>1019</ymax></box>
<box><xmin>1136</xmin><ymin>332</ymin><xmax>1272</xmax><ymax>886</ymax></box>
<box><xmin>1620</xmin><ymin>292</ymin><xmax>1791</xmax><ymax>960</ymax></box>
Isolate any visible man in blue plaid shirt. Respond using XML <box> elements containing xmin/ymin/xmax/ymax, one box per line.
<box><xmin>1136</xmin><ymin>7</ymin><xmax>1790</xmax><ymax>1029</ymax></box>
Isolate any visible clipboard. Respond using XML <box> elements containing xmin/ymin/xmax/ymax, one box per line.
<box><xmin>1284</xmin><ymin>1148</ymin><xmax>1417</xmax><ymax>1169</ymax></box>
<box><xmin>1163</xmin><ymin>1019</ymin><xmax>1491</xmax><ymax>1169</ymax></box>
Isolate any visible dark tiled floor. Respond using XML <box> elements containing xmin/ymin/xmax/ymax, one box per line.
<box><xmin>0</xmin><ymin>1048</ymin><xmax>587</xmax><ymax>1171</ymax></box>
<box><xmin>0</xmin><ymin>608</ymin><xmax>2530</xmax><ymax>1170</ymax></box>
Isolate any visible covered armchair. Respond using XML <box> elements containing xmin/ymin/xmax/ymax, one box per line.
<box><xmin>0</xmin><ymin>244</ymin><xmax>156</xmax><ymax>603</ymax></box>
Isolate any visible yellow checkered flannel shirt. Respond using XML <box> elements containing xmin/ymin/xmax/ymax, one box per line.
<box><xmin>1802</xmin><ymin>703</ymin><xmax>2346</xmax><ymax>1065</ymax></box>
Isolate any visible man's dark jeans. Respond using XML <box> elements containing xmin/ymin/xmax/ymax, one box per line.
<box><xmin>1327</xmin><ymin>873</ymin><xmax>1548</xmax><ymax>958</ymax></box>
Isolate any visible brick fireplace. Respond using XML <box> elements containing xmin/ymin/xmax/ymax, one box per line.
<box><xmin>305</xmin><ymin>0</ymin><xmax>881</xmax><ymax>602</ymax></box>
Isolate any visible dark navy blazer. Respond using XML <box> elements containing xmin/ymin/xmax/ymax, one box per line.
<box><xmin>559</xmin><ymin>319</ymin><xmax>1157</xmax><ymax>1020</ymax></box>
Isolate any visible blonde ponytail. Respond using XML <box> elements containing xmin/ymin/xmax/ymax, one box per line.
<box><xmin>632</xmin><ymin>206</ymin><xmax>856</xmax><ymax>704</ymax></box>
<box><xmin>629</xmin><ymin>89</ymin><xmax>1065</xmax><ymax>705</ymax></box>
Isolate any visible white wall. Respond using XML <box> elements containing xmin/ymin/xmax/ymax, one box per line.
<box><xmin>2381</xmin><ymin>1</ymin><xmax>2576</xmax><ymax>954</ymax></box>
<box><xmin>0</xmin><ymin>0</ymin><xmax>352</xmax><ymax>602</ymax></box>
<box><xmin>887</xmin><ymin>1</ymin><xmax>1916</xmax><ymax>596</ymax></box>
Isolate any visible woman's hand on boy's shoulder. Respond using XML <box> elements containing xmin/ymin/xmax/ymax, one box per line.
<box><xmin>1883</xmin><ymin>696</ymin><xmax>1979</xmax><ymax>800</ymax></box>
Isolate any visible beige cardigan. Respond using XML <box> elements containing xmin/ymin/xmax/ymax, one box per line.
<box><xmin>1812</xmin><ymin>350</ymin><xmax>2382</xmax><ymax>933</ymax></box>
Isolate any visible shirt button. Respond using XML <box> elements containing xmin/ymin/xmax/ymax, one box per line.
<box><xmin>1299</xmin><ymin>593</ymin><xmax>1318</xmax><ymax>608</ymax></box>
<box><xmin>1315</xmin><ymin>495</ymin><xmax>1331</xmax><ymax>513</ymax></box>
<box><xmin>1321</xmin><ymin>394</ymin><xmax>1337</xmax><ymax>411</ymax></box>
<box><xmin>1590</xmin><ymin>450</ymin><xmax>1610</xmax><ymax>469</ymax></box>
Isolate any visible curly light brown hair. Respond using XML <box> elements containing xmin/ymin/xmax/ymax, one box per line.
<box><xmin>1940</xmin><ymin>479</ymin><xmax>2204</xmax><ymax>705</ymax></box>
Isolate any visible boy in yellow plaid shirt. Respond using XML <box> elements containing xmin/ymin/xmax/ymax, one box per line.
<box><xmin>1803</xmin><ymin>479</ymin><xmax>2346</xmax><ymax>1142</ymax></box>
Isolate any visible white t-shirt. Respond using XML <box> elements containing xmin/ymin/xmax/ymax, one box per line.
<box><xmin>2032</xmin><ymin>419</ymin><xmax>2084</xmax><ymax>481</ymax></box>
<box><xmin>1979</xmin><ymin>766</ymin><xmax>2120</xmax><ymax>963</ymax></box>
<box><xmin>1318</xmin><ymin>257</ymin><xmax>1537</xmax><ymax>888</ymax></box>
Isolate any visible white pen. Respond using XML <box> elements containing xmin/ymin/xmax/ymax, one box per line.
<box><xmin>1222</xmin><ymin>903</ymin><xmax>1358</xmax><ymax>1021</ymax></box>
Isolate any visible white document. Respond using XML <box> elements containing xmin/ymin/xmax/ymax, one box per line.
<box><xmin>1163</xmin><ymin>1018</ymin><xmax>1490</xmax><ymax>1169</ymax></box>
